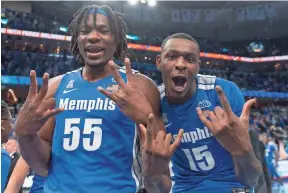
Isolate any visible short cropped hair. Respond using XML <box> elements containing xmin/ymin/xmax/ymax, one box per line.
<box><xmin>161</xmin><ymin>33</ymin><xmax>200</xmax><ymax>53</ymax></box>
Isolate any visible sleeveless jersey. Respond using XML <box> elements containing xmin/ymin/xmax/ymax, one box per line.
<box><xmin>159</xmin><ymin>74</ymin><xmax>249</xmax><ymax>193</ymax></box>
<box><xmin>44</xmin><ymin>68</ymin><xmax>141</xmax><ymax>193</ymax></box>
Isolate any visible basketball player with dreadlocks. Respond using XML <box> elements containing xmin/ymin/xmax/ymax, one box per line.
<box><xmin>15</xmin><ymin>5</ymin><xmax>182</xmax><ymax>193</ymax></box>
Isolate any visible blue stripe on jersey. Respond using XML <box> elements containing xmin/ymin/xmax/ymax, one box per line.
<box><xmin>160</xmin><ymin>74</ymin><xmax>248</xmax><ymax>193</ymax></box>
<box><xmin>29</xmin><ymin>174</ymin><xmax>45</xmax><ymax>193</ymax></box>
<box><xmin>44</xmin><ymin>68</ymin><xmax>141</xmax><ymax>193</ymax></box>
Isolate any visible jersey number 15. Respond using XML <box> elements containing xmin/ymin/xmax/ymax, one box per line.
<box><xmin>182</xmin><ymin>145</ymin><xmax>215</xmax><ymax>171</ymax></box>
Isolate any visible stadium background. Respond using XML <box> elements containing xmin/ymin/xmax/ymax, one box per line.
<box><xmin>1</xmin><ymin>1</ymin><xmax>288</xmax><ymax>193</ymax></box>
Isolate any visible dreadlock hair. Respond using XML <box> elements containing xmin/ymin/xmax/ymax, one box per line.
<box><xmin>68</xmin><ymin>5</ymin><xmax>128</xmax><ymax>65</ymax></box>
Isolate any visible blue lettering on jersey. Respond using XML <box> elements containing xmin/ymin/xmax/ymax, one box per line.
<box><xmin>160</xmin><ymin>74</ymin><xmax>250</xmax><ymax>193</ymax></box>
<box><xmin>44</xmin><ymin>68</ymin><xmax>141</xmax><ymax>193</ymax></box>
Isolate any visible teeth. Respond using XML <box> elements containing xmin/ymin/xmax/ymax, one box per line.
<box><xmin>87</xmin><ymin>48</ymin><xmax>102</xmax><ymax>53</ymax></box>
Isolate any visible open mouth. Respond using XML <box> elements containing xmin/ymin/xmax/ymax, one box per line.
<box><xmin>171</xmin><ymin>75</ymin><xmax>187</xmax><ymax>92</ymax></box>
<box><xmin>86</xmin><ymin>46</ymin><xmax>104</xmax><ymax>57</ymax></box>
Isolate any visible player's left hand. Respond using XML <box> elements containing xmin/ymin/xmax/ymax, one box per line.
<box><xmin>98</xmin><ymin>58</ymin><xmax>153</xmax><ymax>124</ymax></box>
<box><xmin>139</xmin><ymin>114</ymin><xmax>184</xmax><ymax>178</ymax></box>
<box><xmin>197</xmin><ymin>85</ymin><xmax>256</xmax><ymax>156</ymax></box>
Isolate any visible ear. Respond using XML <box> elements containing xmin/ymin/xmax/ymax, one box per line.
<box><xmin>156</xmin><ymin>55</ymin><xmax>161</xmax><ymax>71</ymax></box>
<box><xmin>197</xmin><ymin>59</ymin><xmax>201</xmax><ymax>73</ymax></box>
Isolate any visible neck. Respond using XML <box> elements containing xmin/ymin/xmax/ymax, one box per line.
<box><xmin>82</xmin><ymin>63</ymin><xmax>111</xmax><ymax>82</ymax></box>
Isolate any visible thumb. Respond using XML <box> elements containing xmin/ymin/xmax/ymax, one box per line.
<box><xmin>241</xmin><ymin>98</ymin><xmax>256</xmax><ymax>119</ymax></box>
<box><xmin>138</xmin><ymin>124</ymin><xmax>147</xmax><ymax>147</ymax></box>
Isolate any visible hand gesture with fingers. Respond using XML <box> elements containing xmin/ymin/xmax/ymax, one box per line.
<box><xmin>15</xmin><ymin>71</ymin><xmax>64</xmax><ymax>137</ymax></box>
<box><xmin>139</xmin><ymin>114</ymin><xmax>184</xmax><ymax>178</ymax></box>
<box><xmin>196</xmin><ymin>85</ymin><xmax>256</xmax><ymax>156</ymax></box>
<box><xmin>98</xmin><ymin>58</ymin><xmax>153</xmax><ymax>124</ymax></box>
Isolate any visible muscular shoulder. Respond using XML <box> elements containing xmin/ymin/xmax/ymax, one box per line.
<box><xmin>45</xmin><ymin>74</ymin><xmax>65</xmax><ymax>99</ymax></box>
<box><xmin>215</xmin><ymin>77</ymin><xmax>240</xmax><ymax>93</ymax></box>
<box><xmin>200</xmin><ymin>75</ymin><xmax>244</xmax><ymax>116</ymax></box>
<box><xmin>133</xmin><ymin>74</ymin><xmax>161</xmax><ymax>115</ymax></box>
<box><xmin>134</xmin><ymin>74</ymin><xmax>159</xmax><ymax>93</ymax></box>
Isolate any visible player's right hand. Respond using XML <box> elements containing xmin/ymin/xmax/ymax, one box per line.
<box><xmin>15</xmin><ymin>70</ymin><xmax>64</xmax><ymax>137</ymax></box>
<box><xmin>139</xmin><ymin>114</ymin><xmax>184</xmax><ymax>178</ymax></box>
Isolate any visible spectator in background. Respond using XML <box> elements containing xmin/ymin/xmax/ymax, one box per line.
<box><xmin>1</xmin><ymin>101</ymin><xmax>13</xmax><ymax>193</ymax></box>
<box><xmin>4</xmin><ymin>138</ymin><xmax>23</xmax><ymax>193</ymax></box>
<box><xmin>250</xmin><ymin>128</ymin><xmax>271</xmax><ymax>193</ymax></box>
<box><xmin>261</xmin><ymin>132</ymin><xmax>284</xmax><ymax>186</ymax></box>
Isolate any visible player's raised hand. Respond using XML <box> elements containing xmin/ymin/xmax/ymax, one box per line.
<box><xmin>196</xmin><ymin>85</ymin><xmax>256</xmax><ymax>156</ymax></box>
<box><xmin>98</xmin><ymin>58</ymin><xmax>153</xmax><ymax>124</ymax></box>
<box><xmin>139</xmin><ymin>114</ymin><xmax>184</xmax><ymax>177</ymax></box>
<box><xmin>15</xmin><ymin>70</ymin><xmax>64</xmax><ymax>137</ymax></box>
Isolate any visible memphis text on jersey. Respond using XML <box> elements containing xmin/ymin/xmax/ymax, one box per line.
<box><xmin>59</xmin><ymin>98</ymin><xmax>116</xmax><ymax>112</ymax></box>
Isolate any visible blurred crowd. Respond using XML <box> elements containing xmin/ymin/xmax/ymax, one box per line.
<box><xmin>2</xmin><ymin>48</ymin><xmax>288</xmax><ymax>92</ymax></box>
<box><xmin>2</xmin><ymin>8</ymin><xmax>288</xmax><ymax>57</ymax></box>
<box><xmin>251</xmin><ymin>104</ymin><xmax>288</xmax><ymax>133</ymax></box>
<box><xmin>1</xmin><ymin>8</ymin><xmax>70</xmax><ymax>35</ymax></box>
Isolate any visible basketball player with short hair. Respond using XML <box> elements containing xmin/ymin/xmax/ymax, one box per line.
<box><xmin>103</xmin><ymin>33</ymin><xmax>262</xmax><ymax>193</ymax></box>
<box><xmin>15</xmin><ymin>5</ymin><xmax>182</xmax><ymax>193</ymax></box>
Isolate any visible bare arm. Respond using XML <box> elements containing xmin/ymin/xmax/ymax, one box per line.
<box><xmin>4</xmin><ymin>157</ymin><xmax>30</xmax><ymax>193</ymax></box>
<box><xmin>17</xmin><ymin>119</ymin><xmax>54</xmax><ymax>176</ymax></box>
<box><xmin>232</xmin><ymin>149</ymin><xmax>262</xmax><ymax>188</ymax></box>
<box><xmin>133</xmin><ymin>74</ymin><xmax>171</xmax><ymax>193</ymax></box>
<box><xmin>143</xmin><ymin>171</ymin><xmax>171</xmax><ymax>193</ymax></box>
<box><xmin>16</xmin><ymin>74</ymin><xmax>63</xmax><ymax>176</ymax></box>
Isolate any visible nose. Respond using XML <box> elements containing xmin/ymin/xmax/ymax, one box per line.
<box><xmin>87</xmin><ymin>30</ymin><xmax>101</xmax><ymax>42</ymax></box>
<box><xmin>175</xmin><ymin>57</ymin><xmax>187</xmax><ymax>71</ymax></box>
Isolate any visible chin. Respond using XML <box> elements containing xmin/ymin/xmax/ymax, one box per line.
<box><xmin>85</xmin><ymin>58</ymin><xmax>108</xmax><ymax>68</ymax></box>
<box><xmin>167</xmin><ymin>90</ymin><xmax>188</xmax><ymax>104</ymax></box>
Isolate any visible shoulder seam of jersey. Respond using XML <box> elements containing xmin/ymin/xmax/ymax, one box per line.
<box><xmin>118</xmin><ymin>66</ymin><xmax>139</xmax><ymax>75</ymax></box>
<box><xmin>197</xmin><ymin>74</ymin><xmax>217</xmax><ymax>85</ymax></box>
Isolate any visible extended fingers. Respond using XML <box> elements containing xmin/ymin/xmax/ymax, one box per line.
<box><xmin>241</xmin><ymin>98</ymin><xmax>257</xmax><ymax>119</ymax></box>
<box><xmin>108</xmin><ymin>60</ymin><xmax>126</xmax><ymax>87</ymax></box>
<box><xmin>145</xmin><ymin>114</ymin><xmax>155</xmax><ymax>148</ymax></box>
<box><xmin>196</xmin><ymin>107</ymin><xmax>213</xmax><ymax>129</ymax></box>
<box><xmin>215</xmin><ymin>86</ymin><xmax>232</xmax><ymax>114</ymax></box>
<box><xmin>98</xmin><ymin>86</ymin><xmax>117</xmax><ymax>102</ymax></box>
<box><xmin>124</xmin><ymin>58</ymin><xmax>133</xmax><ymax>82</ymax></box>
<box><xmin>169</xmin><ymin>129</ymin><xmax>184</xmax><ymax>154</ymax></box>
<box><xmin>27</xmin><ymin>70</ymin><xmax>38</xmax><ymax>99</ymax></box>
<box><xmin>42</xmin><ymin>107</ymin><xmax>64</xmax><ymax>120</ymax></box>
<box><xmin>36</xmin><ymin>73</ymin><xmax>49</xmax><ymax>102</ymax></box>
<box><xmin>214</xmin><ymin>106</ymin><xmax>225</xmax><ymax>120</ymax></box>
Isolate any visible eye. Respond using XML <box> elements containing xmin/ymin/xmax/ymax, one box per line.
<box><xmin>100</xmin><ymin>28</ymin><xmax>110</xmax><ymax>34</ymax></box>
<box><xmin>167</xmin><ymin>54</ymin><xmax>176</xmax><ymax>60</ymax></box>
<box><xmin>80</xmin><ymin>28</ymin><xmax>90</xmax><ymax>34</ymax></box>
<box><xmin>187</xmin><ymin>57</ymin><xmax>196</xmax><ymax>63</ymax></box>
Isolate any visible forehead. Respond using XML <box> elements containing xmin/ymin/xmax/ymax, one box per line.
<box><xmin>163</xmin><ymin>38</ymin><xmax>199</xmax><ymax>54</ymax></box>
<box><xmin>81</xmin><ymin>13</ymin><xmax>110</xmax><ymax>27</ymax></box>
